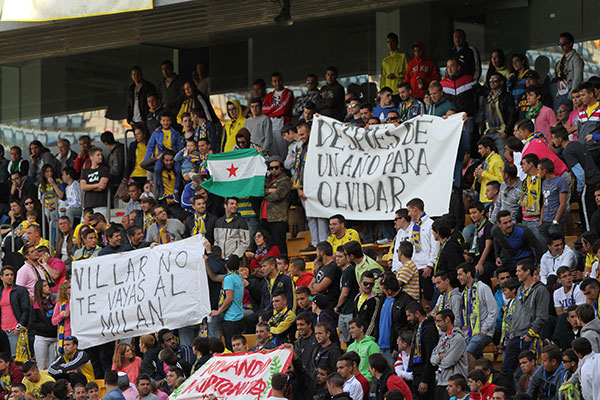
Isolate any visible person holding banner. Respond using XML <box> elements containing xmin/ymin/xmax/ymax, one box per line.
<box><xmin>146</xmin><ymin>205</ymin><xmax>185</xmax><ymax>244</ymax></box>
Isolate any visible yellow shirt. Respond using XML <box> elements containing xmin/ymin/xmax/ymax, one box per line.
<box><xmin>162</xmin><ymin>129</ymin><xmax>173</xmax><ymax>150</ymax></box>
<box><xmin>132</xmin><ymin>142</ymin><xmax>148</xmax><ymax>178</ymax></box>
<box><xmin>587</xmin><ymin>102</ymin><xmax>599</xmax><ymax>118</ymax></box>
<box><xmin>381</xmin><ymin>50</ymin><xmax>409</xmax><ymax>95</ymax></box>
<box><xmin>357</xmin><ymin>293</ymin><xmax>369</xmax><ymax>310</ymax></box>
<box><xmin>162</xmin><ymin>170</ymin><xmax>175</xmax><ymax>196</ymax></box>
<box><xmin>18</xmin><ymin>238</ymin><xmax>51</xmax><ymax>254</ymax></box>
<box><xmin>24</xmin><ymin>372</ymin><xmax>55</xmax><ymax>400</ymax></box>
<box><xmin>73</xmin><ymin>223</ymin><xmax>94</xmax><ymax>245</ymax></box>
<box><xmin>327</xmin><ymin>229</ymin><xmax>361</xmax><ymax>252</ymax></box>
<box><xmin>477</xmin><ymin>151</ymin><xmax>504</xmax><ymax>203</ymax></box>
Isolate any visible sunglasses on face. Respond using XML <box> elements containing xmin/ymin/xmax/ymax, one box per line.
<box><xmin>269</xmin><ymin>166</ymin><xmax>280</xmax><ymax>170</ymax></box>
<box><xmin>558</xmin><ymin>41</ymin><xmax>568</xmax><ymax>46</ymax></box>
<box><xmin>489</xmin><ymin>78</ymin><xmax>500</xmax><ymax>83</ymax></box>
<box><xmin>362</xmin><ymin>281</ymin><xmax>375</xmax><ymax>286</ymax></box>
<box><xmin>24</xmin><ymin>202</ymin><xmax>33</xmax><ymax>205</ymax></box>
<box><xmin>347</xmin><ymin>104</ymin><xmax>358</xmax><ymax>108</ymax></box>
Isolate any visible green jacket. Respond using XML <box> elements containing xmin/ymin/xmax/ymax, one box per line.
<box><xmin>261</xmin><ymin>173</ymin><xmax>291</xmax><ymax>222</ymax></box>
<box><xmin>346</xmin><ymin>335</ymin><xmax>381</xmax><ymax>381</ymax></box>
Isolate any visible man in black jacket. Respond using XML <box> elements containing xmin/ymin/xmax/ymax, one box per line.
<box><xmin>313</xmin><ymin>323</ymin><xmax>343</xmax><ymax>379</ymax></box>
<box><xmin>316</xmin><ymin>66</ymin><xmax>346</xmax><ymax>121</ymax></box>
<box><xmin>283</xmin><ymin>344</ymin><xmax>314</xmax><ymax>400</ymax></box>
<box><xmin>353</xmin><ymin>270</ymin><xmax>381</xmax><ymax>339</ymax></box>
<box><xmin>482</xmin><ymin>72</ymin><xmax>517</xmax><ymax>156</ymax></box>
<box><xmin>406</xmin><ymin>301</ymin><xmax>439</xmax><ymax>400</ymax></box>
<box><xmin>0</xmin><ymin>266</ymin><xmax>30</xmax><ymax>357</ymax></box>
<box><xmin>294</xmin><ymin>312</ymin><xmax>319</xmax><ymax>377</ymax></box>
<box><xmin>127</xmin><ymin>66</ymin><xmax>157</xmax><ymax>126</ymax></box>
<box><xmin>432</xmin><ymin>219</ymin><xmax>464</xmax><ymax>276</ymax></box>
<box><xmin>449</xmin><ymin>29</ymin><xmax>481</xmax><ymax>81</ymax></box>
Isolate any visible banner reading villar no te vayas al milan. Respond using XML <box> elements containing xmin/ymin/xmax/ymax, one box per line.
<box><xmin>1</xmin><ymin>0</ymin><xmax>152</xmax><ymax>21</ymax></box>
<box><xmin>170</xmin><ymin>347</ymin><xmax>293</xmax><ymax>400</ymax></box>
<box><xmin>303</xmin><ymin>114</ymin><xmax>464</xmax><ymax>220</ymax></box>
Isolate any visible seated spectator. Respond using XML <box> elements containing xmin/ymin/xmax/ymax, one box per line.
<box><xmin>577</xmin><ymin>304</ymin><xmax>600</xmax><ymax>352</ymax></box>
<box><xmin>112</xmin><ymin>344</ymin><xmax>142</xmax><ymax>384</ymax></box>
<box><xmin>516</xmin><ymin>350</ymin><xmax>536</xmax><ymax>394</ymax></box>
<box><xmin>467</xmin><ymin>369</ymin><xmax>496</xmax><ymax>400</ymax></box>
<box><xmin>98</xmin><ymin>225</ymin><xmax>133</xmax><ymax>256</ymax></box>
<box><xmin>158</xmin><ymin>349</ymin><xmax>191</xmax><ymax>381</ymax></box>
<box><xmin>22</xmin><ymin>361</ymin><xmax>55</xmax><ymax>400</ymax></box>
<box><xmin>125</xmin><ymin>182</ymin><xmax>143</xmax><ymax>216</ymax></box>
<box><xmin>296</xmin><ymin>286</ymin><xmax>314</xmax><ymax>315</ymax></box>
<box><xmin>540</xmin><ymin>234</ymin><xmax>577</xmax><ymax>286</ymax></box>
<box><xmin>249</xmin><ymin>322</ymin><xmax>276</xmax><ymax>351</ymax></box>
<box><xmin>246</xmin><ymin>230</ymin><xmax>280</xmax><ymax>272</ymax></box>
<box><xmin>72</xmin><ymin>229</ymin><xmax>100</xmax><ymax>260</ymax></box>
<box><xmin>473</xmin><ymin>358</ymin><xmax>514</xmax><ymax>395</ymax></box>
<box><xmin>102</xmin><ymin>371</ymin><xmax>125</xmax><ymax>400</ymax></box>
<box><xmin>446</xmin><ymin>374</ymin><xmax>469</xmax><ymax>400</ymax></box>
<box><xmin>214</xmin><ymin>197</ymin><xmax>249</xmax><ymax>259</ymax></box>
<box><xmin>397</xmin><ymin>82</ymin><xmax>425</xmax><ymax>122</ymax></box>
<box><xmin>190</xmin><ymin>337</ymin><xmax>211</xmax><ymax>374</ymax></box>
<box><xmin>441</xmin><ymin>58</ymin><xmax>476</xmax><ymax>117</ymax></box>
<box><xmin>0</xmin><ymin>353</ymin><xmax>23</xmax><ymax>400</ymax></box>
<box><xmin>526</xmin><ymin>345</ymin><xmax>565</xmax><ymax>399</ymax></box>
<box><xmin>525</xmin><ymin>86</ymin><xmax>556</xmax><ymax>142</ymax></box>
<box><xmin>48</xmin><ymin>336</ymin><xmax>94</xmax><ymax>385</ymax></box>
<box><xmin>230</xmin><ymin>334</ymin><xmax>247</xmax><ymax>354</ymax></box>
<box><xmin>136</xmin><ymin>374</ymin><xmax>160</xmax><ymax>400</ymax></box>
<box><xmin>291</xmin><ymin>258</ymin><xmax>314</xmax><ymax>288</ymax></box>
<box><xmin>58</xmin><ymin>167</ymin><xmax>81</xmax><ymax>224</ymax></box>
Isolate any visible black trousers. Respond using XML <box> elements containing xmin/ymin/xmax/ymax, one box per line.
<box><xmin>223</xmin><ymin>319</ymin><xmax>245</xmax><ymax>350</ymax></box>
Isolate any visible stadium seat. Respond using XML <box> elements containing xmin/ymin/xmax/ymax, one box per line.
<box><xmin>95</xmin><ymin>380</ymin><xmax>107</xmax><ymax>398</ymax></box>
<box><xmin>243</xmin><ymin>334</ymin><xmax>257</xmax><ymax>350</ymax></box>
<box><xmin>287</xmin><ymin>237</ymin><xmax>309</xmax><ymax>259</ymax></box>
<box><xmin>305</xmin><ymin>262</ymin><xmax>314</xmax><ymax>273</ymax></box>
<box><xmin>297</xmin><ymin>231</ymin><xmax>312</xmax><ymax>244</ymax></box>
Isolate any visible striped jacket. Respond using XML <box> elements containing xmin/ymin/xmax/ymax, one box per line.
<box><xmin>577</xmin><ymin>103</ymin><xmax>600</xmax><ymax>151</ymax></box>
<box><xmin>440</xmin><ymin>73</ymin><xmax>477</xmax><ymax>116</ymax></box>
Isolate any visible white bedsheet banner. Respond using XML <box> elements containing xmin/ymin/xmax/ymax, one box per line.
<box><xmin>1</xmin><ymin>0</ymin><xmax>152</xmax><ymax>21</ymax></box>
<box><xmin>304</xmin><ymin>114</ymin><xmax>464</xmax><ymax>220</ymax></box>
<box><xmin>71</xmin><ymin>236</ymin><xmax>211</xmax><ymax>348</ymax></box>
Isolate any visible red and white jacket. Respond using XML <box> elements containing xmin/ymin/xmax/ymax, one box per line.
<box><xmin>262</xmin><ymin>88</ymin><xmax>294</xmax><ymax>124</ymax></box>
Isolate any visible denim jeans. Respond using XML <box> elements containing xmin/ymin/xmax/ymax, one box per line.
<box><xmin>6</xmin><ymin>332</ymin><xmax>18</xmax><ymax>357</ymax></box>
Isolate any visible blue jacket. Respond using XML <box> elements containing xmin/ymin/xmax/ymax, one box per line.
<box><xmin>144</xmin><ymin>127</ymin><xmax>184</xmax><ymax>160</ymax></box>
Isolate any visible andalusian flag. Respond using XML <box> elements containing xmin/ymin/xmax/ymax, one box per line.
<box><xmin>200</xmin><ymin>149</ymin><xmax>267</xmax><ymax>197</ymax></box>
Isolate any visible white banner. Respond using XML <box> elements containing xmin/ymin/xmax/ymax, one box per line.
<box><xmin>170</xmin><ymin>347</ymin><xmax>293</xmax><ymax>400</ymax></box>
<box><xmin>71</xmin><ymin>236</ymin><xmax>211</xmax><ymax>349</ymax></box>
<box><xmin>304</xmin><ymin>114</ymin><xmax>464</xmax><ymax>220</ymax></box>
<box><xmin>1</xmin><ymin>0</ymin><xmax>152</xmax><ymax>21</ymax></box>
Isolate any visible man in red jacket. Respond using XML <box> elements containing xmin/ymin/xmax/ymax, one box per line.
<box><xmin>0</xmin><ymin>353</ymin><xmax>23</xmax><ymax>399</ymax></box>
<box><xmin>368</xmin><ymin>353</ymin><xmax>413</xmax><ymax>400</ymax></box>
<box><xmin>404</xmin><ymin>42</ymin><xmax>440</xmax><ymax>99</ymax></box>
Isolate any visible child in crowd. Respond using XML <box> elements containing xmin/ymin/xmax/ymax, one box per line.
<box><xmin>15</xmin><ymin>210</ymin><xmax>39</xmax><ymax>237</ymax></box>
<box><xmin>144</xmin><ymin>111</ymin><xmax>183</xmax><ymax>197</ymax></box>
<box><xmin>393</xmin><ymin>329</ymin><xmax>413</xmax><ymax>387</ymax></box>
<box><xmin>174</xmin><ymin>139</ymin><xmax>202</xmax><ymax>182</ymax></box>
<box><xmin>499</xmin><ymin>278</ymin><xmax>519</xmax><ymax>352</ymax></box>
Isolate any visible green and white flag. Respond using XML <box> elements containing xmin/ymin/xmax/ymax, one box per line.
<box><xmin>200</xmin><ymin>149</ymin><xmax>267</xmax><ymax>197</ymax></box>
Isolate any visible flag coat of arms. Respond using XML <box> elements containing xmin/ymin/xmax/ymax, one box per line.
<box><xmin>200</xmin><ymin>149</ymin><xmax>267</xmax><ymax>197</ymax></box>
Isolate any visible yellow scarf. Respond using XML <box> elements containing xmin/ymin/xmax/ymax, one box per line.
<box><xmin>521</xmin><ymin>174</ymin><xmax>541</xmax><ymax>215</ymax></box>
<box><xmin>158</xmin><ymin>222</ymin><xmax>169</xmax><ymax>244</ymax></box>
<box><xmin>192</xmin><ymin>214</ymin><xmax>206</xmax><ymax>235</ymax></box>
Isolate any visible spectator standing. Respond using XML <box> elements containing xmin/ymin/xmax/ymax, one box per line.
<box><xmin>146</xmin><ymin>205</ymin><xmax>184</xmax><ymax>244</ymax></box>
<box><xmin>525</xmin><ymin>86</ymin><xmax>556</xmax><ymax>142</ymax></box>
<box><xmin>538</xmin><ymin>158</ymin><xmax>568</xmax><ymax>243</ymax></box>
<box><xmin>157</xmin><ymin>60</ymin><xmax>184</xmax><ymax>115</ymax></box>
<box><xmin>407</xmin><ymin>198</ymin><xmax>439</xmax><ymax>301</ymax></box>
<box><xmin>556</xmin><ymin>32</ymin><xmax>584</xmax><ymax>103</ymax></box>
<box><xmin>100</xmin><ymin>131</ymin><xmax>125</xmax><ymax>197</ymax></box>
<box><xmin>313</xmin><ymin>323</ymin><xmax>343</xmax><ymax>376</ymax></box>
<box><xmin>406</xmin><ymin>302</ymin><xmax>438</xmax><ymax>400</ymax></box>
<box><xmin>294</xmin><ymin>312</ymin><xmax>319</xmax><ymax>377</ymax></box>
<box><xmin>368</xmin><ymin>353</ymin><xmax>413</xmax><ymax>400</ymax></box>
<box><xmin>17</xmin><ymin>244</ymin><xmax>53</xmax><ymax>299</ymax></box>
<box><xmin>502</xmin><ymin>260</ymin><xmax>549</xmax><ymax>382</ymax></box>
<box><xmin>184</xmin><ymin>196</ymin><xmax>216</xmax><ymax>243</ymax></box>
<box><xmin>309</xmin><ymin>242</ymin><xmax>340</xmax><ymax>312</ymax></box>
<box><xmin>450</xmin><ymin>29</ymin><xmax>481</xmax><ymax>82</ymax></box>
<box><xmin>126</xmin><ymin>124</ymin><xmax>150</xmax><ymax>185</ymax></box>
<box><xmin>55</xmin><ymin>139</ymin><xmax>77</xmax><ymax>172</ymax></box>
<box><xmin>473</xmin><ymin>137</ymin><xmax>504</xmax><ymax>204</ymax></box>
<box><xmin>222</xmin><ymin>100</ymin><xmax>246</xmax><ymax>153</ymax></box>
<box><xmin>327</xmin><ymin>214</ymin><xmax>360</xmax><ymax>252</ymax></box>
<box><xmin>431</xmin><ymin>220</ymin><xmax>463</xmax><ymax>278</ymax></box>
<box><xmin>395</xmin><ymin>241</ymin><xmax>421</xmax><ymax>301</ymax></box>
<box><xmin>432</xmin><ymin>271</ymin><xmax>461</xmax><ymax>325</ymax></box>
<box><xmin>551</xmin><ymin>124</ymin><xmax>600</xmax><ymax>230</ymax></box>
<box><xmin>380</xmin><ymin>33</ymin><xmax>408</xmax><ymax>96</ymax></box>
<box><xmin>59</xmin><ymin>167</ymin><xmax>82</xmax><ymax>224</ymax></box>
<box><xmin>431</xmin><ymin>309</ymin><xmax>468</xmax><ymax>400</ymax></box>
<box><xmin>334</xmin><ymin>248</ymin><xmax>359</xmax><ymax>343</ymax></box>
<box><xmin>72</xmin><ymin>229</ymin><xmax>101</xmax><ymax>260</ymax></box>
<box><xmin>466</xmin><ymin>202</ymin><xmax>495</xmax><ymax>284</ymax></box>
<box><xmin>577</xmin><ymin>304</ymin><xmax>600</xmax><ymax>352</ymax></box>
<box><xmin>397</xmin><ymin>83</ymin><xmax>425</xmax><ymax>122</ymax></box>
<box><xmin>291</xmin><ymin>260</ymin><xmax>313</xmax><ymax>288</ymax></box>
<box><xmin>214</xmin><ymin>198</ymin><xmax>249</xmax><ymax>259</ymax></box>
<box><xmin>404</xmin><ymin>42</ymin><xmax>439</xmax><ymax>99</ymax></box>
<box><xmin>493</xmin><ymin>210</ymin><xmax>545</xmax><ymax>271</ymax></box>
<box><xmin>80</xmin><ymin>147</ymin><xmax>109</xmax><ymax>219</ymax></box>
<box><xmin>54</xmin><ymin>217</ymin><xmax>74</xmax><ymax>269</ymax></box>
<box><xmin>346</xmin><ymin>319</ymin><xmax>380</xmax><ymax>382</ymax></box>
<box><xmin>293</xmin><ymin>74</ymin><xmax>321</xmax><ymax>121</ymax></box>
<box><xmin>30</xmin><ymin>279</ymin><xmax>57</xmax><ymax>369</ymax></box>
<box><xmin>316</xmin><ymin>66</ymin><xmax>345</xmax><ymax>121</ymax></box>
<box><xmin>0</xmin><ymin>266</ymin><xmax>30</xmax><ymax>357</ymax></box>
<box><xmin>98</xmin><ymin>226</ymin><xmax>133</xmax><ymax>256</ymax></box>
<box><xmin>490</xmin><ymin>164</ymin><xmax>522</xmax><ymax>224</ymax></box>
<box><xmin>125</xmin><ymin>182</ymin><xmax>142</xmax><ymax>216</ymax></box>
<box><xmin>441</xmin><ymin>58</ymin><xmax>476</xmax><ymax>117</ymax></box>
<box><xmin>507</xmin><ymin>54</ymin><xmax>530</xmax><ymax>106</ymax></box>
<box><xmin>485</xmin><ymin>49</ymin><xmax>510</xmax><ymax>83</ymax></box>
<box><xmin>456</xmin><ymin>263</ymin><xmax>498</xmax><ymax>370</ymax></box>
<box><xmin>145</xmin><ymin>93</ymin><xmax>165</xmax><ymax>135</ymax></box>
<box><xmin>260</xmin><ymin>157</ymin><xmax>290</xmax><ymax>254</ymax></box>
<box><xmin>482</xmin><ymin>72</ymin><xmax>517</xmax><ymax>155</ymax></box>
<box><xmin>353</xmin><ymin>271</ymin><xmax>381</xmax><ymax>338</ymax></box>
<box><xmin>28</xmin><ymin>141</ymin><xmax>59</xmax><ymax>187</ymax></box>
<box><xmin>426</xmin><ymin>81</ymin><xmax>456</xmax><ymax>117</ymax></box>
<box><xmin>127</xmin><ymin>66</ymin><xmax>156</xmax><ymax>126</ymax></box>
<box><xmin>262</xmin><ymin>72</ymin><xmax>293</xmax><ymax>158</ymax></box>
<box><xmin>344</xmin><ymin>240</ymin><xmax>383</xmax><ymax>293</ymax></box>
<box><xmin>245</xmin><ymin>98</ymin><xmax>273</xmax><ymax>154</ymax></box>
<box><xmin>577</xmin><ymin>82</ymin><xmax>600</xmax><ymax>167</ymax></box>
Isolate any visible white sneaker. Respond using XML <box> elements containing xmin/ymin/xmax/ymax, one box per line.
<box><xmin>376</xmin><ymin>238</ymin><xmax>392</xmax><ymax>245</ymax></box>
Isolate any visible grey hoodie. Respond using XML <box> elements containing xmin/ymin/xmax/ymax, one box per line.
<box><xmin>510</xmin><ymin>281</ymin><xmax>549</xmax><ymax>337</ymax></box>
<box><xmin>430</xmin><ymin>328</ymin><xmax>468</xmax><ymax>386</ymax></box>
<box><xmin>434</xmin><ymin>288</ymin><xmax>462</xmax><ymax>327</ymax></box>
<box><xmin>581</xmin><ymin>318</ymin><xmax>600</xmax><ymax>352</ymax></box>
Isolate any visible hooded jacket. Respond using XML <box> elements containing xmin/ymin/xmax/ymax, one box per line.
<box><xmin>377</xmin><ymin>291</ymin><xmax>414</xmax><ymax>351</ymax></box>
<box><xmin>527</xmin><ymin>364</ymin><xmax>566</xmax><ymax>400</ymax></box>
<box><xmin>369</xmin><ymin>368</ymin><xmax>413</xmax><ymax>400</ymax></box>
<box><xmin>381</xmin><ymin>50</ymin><xmax>409</xmax><ymax>95</ymax></box>
<box><xmin>509</xmin><ymin>281</ymin><xmax>549</xmax><ymax>337</ymax></box>
<box><xmin>430</xmin><ymin>328</ymin><xmax>468</xmax><ymax>386</ymax></box>
<box><xmin>404</xmin><ymin>42</ymin><xmax>440</xmax><ymax>99</ymax></box>
<box><xmin>213</xmin><ymin>213</ymin><xmax>249</xmax><ymax>259</ymax></box>
<box><xmin>449</xmin><ymin>41</ymin><xmax>482</xmax><ymax>82</ymax></box>
<box><xmin>222</xmin><ymin>100</ymin><xmax>247</xmax><ymax>152</ymax></box>
<box><xmin>581</xmin><ymin>318</ymin><xmax>600</xmax><ymax>352</ymax></box>
<box><xmin>408</xmin><ymin>317</ymin><xmax>439</xmax><ymax>386</ymax></box>
<box><xmin>347</xmin><ymin>335</ymin><xmax>381</xmax><ymax>381</ymax></box>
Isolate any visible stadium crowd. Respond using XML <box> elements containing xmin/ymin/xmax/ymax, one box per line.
<box><xmin>0</xmin><ymin>28</ymin><xmax>599</xmax><ymax>400</ymax></box>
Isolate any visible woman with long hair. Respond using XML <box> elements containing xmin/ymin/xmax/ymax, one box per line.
<box><xmin>30</xmin><ymin>280</ymin><xmax>57</xmax><ymax>369</ymax></box>
<box><xmin>245</xmin><ymin>229</ymin><xmax>280</xmax><ymax>271</ymax></box>
<box><xmin>51</xmin><ymin>280</ymin><xmax>71</xmax><ymax>355</ymax></box>
<box><xmin>21</xmin><ymin>195</ymin><xmax>42</xmax><ymax>225</ymax></box>
<box><xmin>507</xmin><ymin>53</ymin><xmax>530</xmax><ymax>105</ymax></box>
<box><xmin>177</xmin><ymin>82</ymin><xmax>199</xmax><ymax>125</ymax></box>
<box><xmin>112</xmin><ymin>343</ymin><xmax>142</xmax><ymax>384</ymax></box>
<box><xmin>127</xmin><ymin>122</ymin><xmax>150</xmax><ymax>184</ymax></box>
<box><xmin>485</xmin><ymin>49</ymin><xmax>509</xmax><ymax>84</ymax></box>
<box><xmin>38</xmin><ymin>164</ymin><xmax>65</xmax><ymax>242</ymax></box>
